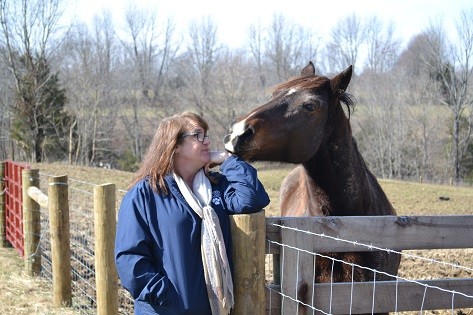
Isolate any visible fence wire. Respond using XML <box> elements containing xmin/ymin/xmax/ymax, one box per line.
<box><xmin>15</xmin><ymin>171</ymin><xmax>473</xmax><ymax>314</ymax></box>
<box><xmin>265</xmin><ymin>222</ymin><xmax>473</xmax><ymax>315</ymax></box>
<box><xmin>37</xmin><ymin>173</ymin><xmax>134</xmax><ymax>315</ymax></box>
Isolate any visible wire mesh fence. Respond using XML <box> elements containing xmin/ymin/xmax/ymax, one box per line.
<box><xmin>36</xmin><ymin>172</ymin><xmax>134</xmax><ymax>314</ymax></box>
<box><xmin>264</xmin><ymin>218</ymin><xmax>473</xmax><ymax>314</ymax></box>
<box><xmin>5</xmin><ymin>167</ymin><xmax>473</xmax><ymax>314</ymax></box>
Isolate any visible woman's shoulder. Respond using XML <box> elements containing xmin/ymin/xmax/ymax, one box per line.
<box><xmin>121</xmin><ymin>177</ymin><xmax>169</xmax><ymax>210</ymax></box>
<box><xmin>129</xmin><ymin>177</ymin><xmax>152</xmax><ymax>192</ymax></box>
<box><xmin>127</xmin><ymin>175</ymin><xmax>177</xmax><ymax>197</ymax></box>
<box><xmin>125</xmin><ymin>177</ymin><xmax>162</xmax><ymax>200</ymax></box>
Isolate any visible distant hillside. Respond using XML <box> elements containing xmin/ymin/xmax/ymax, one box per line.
<box><xmin>30</xmin><ymin>162</ymin><xmax>473</xmax><ymax>217</ymax></box>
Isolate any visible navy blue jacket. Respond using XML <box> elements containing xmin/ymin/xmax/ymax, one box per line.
<box><xmin>115</xmin><ymin>156</ymin><xmax>270</xmax><ymax>314</ymax></box>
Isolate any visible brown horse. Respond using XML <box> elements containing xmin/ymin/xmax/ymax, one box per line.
<box><xmin>224</xmin><ymin>62</ymin><xmax>400</xmax><ymax>311</ymax></box>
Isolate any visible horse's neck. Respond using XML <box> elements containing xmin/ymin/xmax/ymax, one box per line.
<box><xmin>305</xmin><ymin>115</ymin><xmax>391</xmax><ymax>216</ymax></box>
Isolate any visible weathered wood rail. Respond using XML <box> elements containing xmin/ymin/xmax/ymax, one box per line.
<box><xmin>265</xmin><ymin>215</ymin><xmax>473</xmax><ymax>314</ymax></box>
<box><xmin>2</xmin><ymin>162</ymin><xmax>472</xmax><ymax>314</ymax></box>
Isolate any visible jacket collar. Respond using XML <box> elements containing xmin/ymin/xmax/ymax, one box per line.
<box><xmin>164</xmin><ymin>174</ymin><xmax>184</xmax><ymax>199</ymax></box>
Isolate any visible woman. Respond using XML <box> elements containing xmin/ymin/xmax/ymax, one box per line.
<box><xmin>115</xmin><ymin>111</ymin><xmax>270</xmax><ymax>315</ymax></box>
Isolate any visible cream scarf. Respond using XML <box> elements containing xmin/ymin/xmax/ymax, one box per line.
<box><xmin>173</xmin><ymin>169</ymin><xmax>234</xmax><ymax>315</ymax></box>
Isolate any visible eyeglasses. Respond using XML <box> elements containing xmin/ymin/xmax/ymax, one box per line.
<box><xmin>180</xmin><ymin>132</ymin><xmax>210</xmax><ymax>143</ymax></box>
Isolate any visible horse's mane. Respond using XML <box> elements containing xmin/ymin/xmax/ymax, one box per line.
<box><xmin>273</xmin><ymin>75</ymin><xmax>356</xmax><ymax>119</ymax></box>
<box><xmin>340</xmin><ymin>92</ymin><xmax>356</xmax><ymax>120</ymax></box>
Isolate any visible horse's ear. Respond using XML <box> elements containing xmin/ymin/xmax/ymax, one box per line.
<box><xmin>301</xmin><ymin>61</ymin><xmax>315</xmax><ymax>76</ymax></box>
<box><xmin>330</xmin><ymin>65</ymin><xmax>353</xmax><ymax>96</ymax></box>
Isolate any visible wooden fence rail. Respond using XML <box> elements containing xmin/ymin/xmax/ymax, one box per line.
<box><xmin>1</xmin><ymin>162</ymin><xmax>472</xmax><ymax>314</ymax></box>
<box><xmin>22</xmin><ymin>171</ymin><xmax>73</xmax><ymax>307</ymax></box>
<box><xmin>22</xmin><ymin>169</ymin><xmax>41</xmax><ymax>276</ymax></box>
<box><xmin>265</xmin><ymin>216</ymin><xmax>473</xmax><ymax>314</ymax></box>
<box><xmin>21</xmin><ymin>171</ymin><xmax>121</xmax><ymax>313</ymax></box>
<box><xmin>15</xmin><ymin>167</ymin><xmax>265</xmax><ymax>314</ymax></box>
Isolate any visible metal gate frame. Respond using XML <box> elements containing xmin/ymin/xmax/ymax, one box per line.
<box><xmin>3</xmin><ymin>160</ymin><xmax>30</xmax><ymax>257</ymax></box>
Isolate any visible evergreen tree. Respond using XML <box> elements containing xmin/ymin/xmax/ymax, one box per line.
<box><xmin>11</xmin><ymin>56</ymin><xmax>72</xmax><ymax>162</ymax></box>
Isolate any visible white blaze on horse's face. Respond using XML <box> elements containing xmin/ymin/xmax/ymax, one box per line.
<box><xmin>225</xmin><ymin>88</ymin><xmax>299</xmax><ymax>153</ymax></box>
<box><xmin>224</xmin><ymin>119</ymin><xmax>247</xmax><ymax>152</ymax></box>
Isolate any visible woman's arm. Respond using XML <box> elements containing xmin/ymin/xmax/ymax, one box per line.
<box><xmin>115</xmin><ymin>188</ymin><xmax>176</xmax><ymax>307</ymax></box>
<box><xmin>219</xmin><ymin>155</ymin><xmax>270</xmax><ymax>213</ymax></box>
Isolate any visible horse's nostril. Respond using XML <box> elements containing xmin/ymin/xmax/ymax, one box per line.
<box><xmin>223</xmin><ymin>133</ymin><xmax>231</xmax><ymax>144</ymax></box>
<box><xmin>239</xmin><ymin>127</ymin><xmax>254</xmax><ymax>142</ymax></box>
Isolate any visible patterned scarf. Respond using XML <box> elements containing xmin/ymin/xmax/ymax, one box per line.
<box><xmin>173</xmin><ymin>169</ymin><xmax>234</xmax><ymax>315</ymax></box>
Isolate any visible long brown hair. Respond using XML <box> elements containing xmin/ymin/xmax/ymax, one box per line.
<box><xmin>128</xmin><ymin>111</ymin><xmax>209</xmax><ymax>194</ymax></box>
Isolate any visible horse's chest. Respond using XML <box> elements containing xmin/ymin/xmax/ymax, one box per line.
<box><xmin>279</xmin><ymin>167</ymin><xmax>331</xmax><ymax>216</ymax></box>
<box><xmin>281</xmin><ymin>191</ymin><xmax>330</xmax><ymax>216</ymax></box>
<box><xmin>315</xmin><ymin>252</ymin><xmax>370</xmax><ymax>282</ymax></box>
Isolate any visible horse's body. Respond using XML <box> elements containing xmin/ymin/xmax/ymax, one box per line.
<box><xmin>224</xmin><ymin>62</ymin><xmax>401</xmax><ymax>310</ymax></box>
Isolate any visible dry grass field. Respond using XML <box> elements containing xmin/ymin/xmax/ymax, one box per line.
<box><xmin>1</xmin><ymin>161</ymin><xmax>472</xmax><ymax>314</ymax></box>
<box><xmin>0</xmin><ymin>246</ymin><xmax>78</xmax><ymax>315</ymax></box>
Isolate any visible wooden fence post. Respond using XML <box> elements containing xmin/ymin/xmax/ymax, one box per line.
<box><xmin>22</xmin><ymin>168</ymin><xmax>41</xmax><ymax>276</ymax></box>
<box><xmin>48</xmin><ymin>175</ymin><xmax>72</xmax><ymax>307</ymax></box>
<box><xmin>230</xmin><ymin>210</ymin><xmax>266</xmax><ymax>315</ymax></box>
<box><xmin>94</xmin><ymin>183</ymin><xmax>118</xmax><ymax>315</ymax></box>
<box><xmin>0</xmin><ymin>162</ymin><xmax>6</xmax><ymax>247</ymax></box>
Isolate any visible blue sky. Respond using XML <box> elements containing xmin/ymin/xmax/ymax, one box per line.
<box><xmin>72</xmin><ymin>0</ymin><xmax>472</xmax><ymax>48</ymax></box>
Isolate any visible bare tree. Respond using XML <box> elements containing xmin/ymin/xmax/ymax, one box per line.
<box><xmin>395</xmin><ymin>34</ymin><xmax>451</xmax><ymax>182</ymax></box>
<box><xmin>178</xmin><ymin>17</ymin><xmax>263</xmax><ymax>142</ymax></box>
<box><xmin>246</xmin><ymin>14</ymin><xmax>319</xmax><ymax>89</ymax></box>
<box><xmin>208</xmin><ymin>51</ymin><xmax>264</xmax><ymax>147</ymax></box>
<box><xmin>404</xmin><ymin>71</ymin><xmax>449</xmax><ymax>182</ymax></box>
<box><xmin>324</xmin><ymin>13</ymin><xmax>366</xmax><ymax>74</ymax></box>
<box><xmin>177</xmin><ymin>16</ymin><xmax>222</xmax><ymax>124</ymax></box>
<box><xmin>396</xmin><ymin>33</ymin><xmax>432</xmax><ymax>77</ymax></box>
<box><xmin>0</xmin><ymin>53</ymin><xmax>14</xmax><ymax>159</ymax></box>
<box><xmin>119</xmin><ymin>3</ymin><xmax>179</xmax><ymax>161</ymax></box>
<box><xmin>264</xmin><ymin>14</ymin><xmax>315</xmax><ymax>82</ymax></box>
<box><xmin>421</xmin><ymin>9</ymin><xmax>473</xmax><ymax>183</ymax></box>
<box><xmin>364</xmin><ymin>16</ymin><xmax>401</xmax><ymax>73</ymax></box>
<box><xmin>355</xmin><ymin>71</ymin><xmax>412</xmax><ymax>179</ymax></box>
<box><xmin>248</xmin><ymin>20</ymin><xmax>267</xmax><ymax>88</ymax></box>
<box><xmin>60</xmin><ymin>12</ymin><xmax>118</xmax><ymax>166</ymax></box>
<box><xmin>187</xmin><ymin>16</ymin><xmax>219</xmax><ymax>100</ymax></box>
<box><xmin>0</xmin><ymin>0</ymin><xmax>69</xmax><ymax>162</ymax></box>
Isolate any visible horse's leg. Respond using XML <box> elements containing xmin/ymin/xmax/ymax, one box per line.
<box><xmin>297</xmin><ymin>281</ymin><xmax>309</xmax><ymax>315</ymax></box>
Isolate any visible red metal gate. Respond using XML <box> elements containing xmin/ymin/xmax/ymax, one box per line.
<box><xmin>3</xmin><ymin>161</ymin><xmax>30</xmax><ymax>257</ymax></box>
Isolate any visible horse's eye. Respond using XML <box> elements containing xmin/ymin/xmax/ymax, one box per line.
<box><xmin>302</xmin><ymin>103</ymin><xmax>316</xmax><ymax>112</ymax></box>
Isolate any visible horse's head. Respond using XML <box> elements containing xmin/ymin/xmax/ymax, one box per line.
<box><xmin>224</xmin><ymin>62</ymin><xmax>353</xmax><ymax>163</ymax></box>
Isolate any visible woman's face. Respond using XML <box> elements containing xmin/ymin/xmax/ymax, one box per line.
<box><xmin>175</xmin><ymin>123</ymin><xmax>211</xmax><ymax>172</ymax></box>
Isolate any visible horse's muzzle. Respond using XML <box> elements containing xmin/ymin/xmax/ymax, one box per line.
<box><xmin>223</xmin><ymin>126</ymin><xmax>254</xmax><ymax>153</ymax></box>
